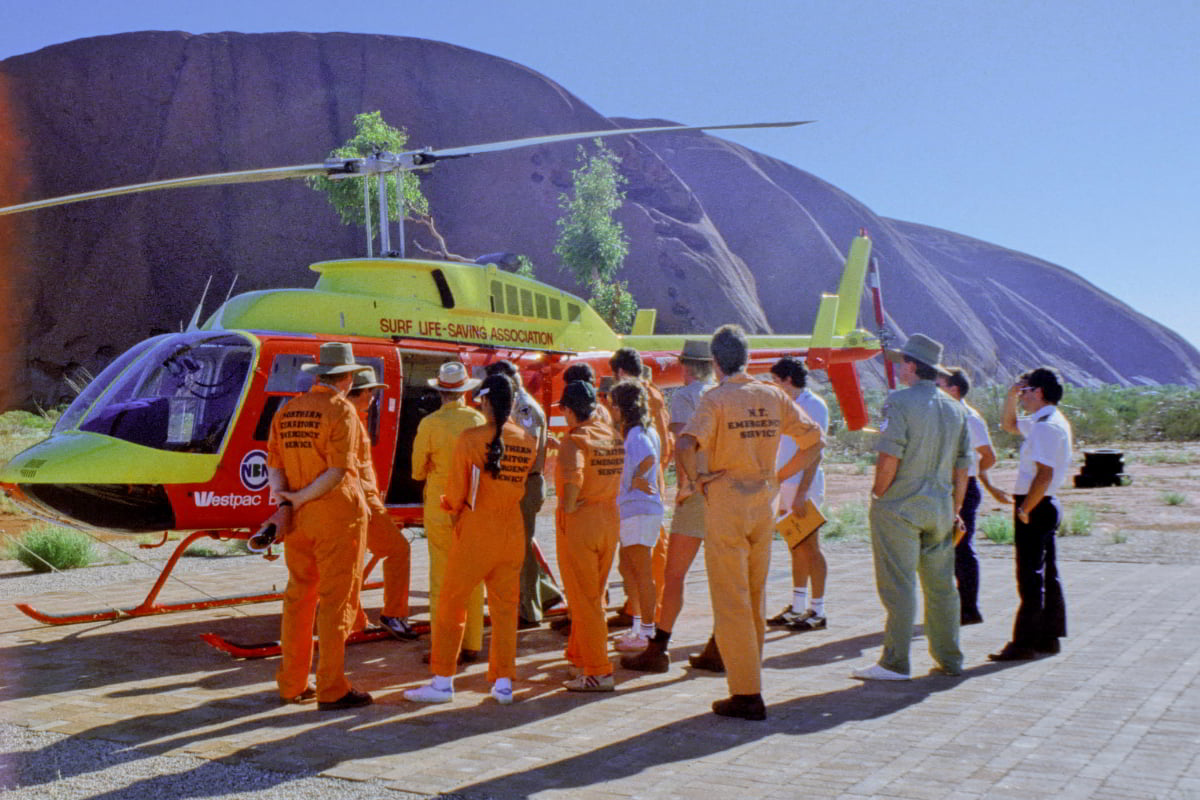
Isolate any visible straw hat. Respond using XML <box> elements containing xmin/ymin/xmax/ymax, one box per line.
<box><xmin>427</xmin><ymin>361</ymin><xmax>481</xmax><ymax>393</ymax></box>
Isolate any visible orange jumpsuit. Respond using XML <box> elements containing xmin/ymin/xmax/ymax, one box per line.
<box><xmin>682</xmin><ymin>372</ymin><xmax>822</xmax><ymax>695</ymax></box>
<box><xmin>267</xmin><ymin>384</ymin><xmax>368</xmax><ymax>703</ymax></box>
<box><xmin>556</xmin><ymin>414</ymin><xmax>624</xmax><ymax>676</ymax></box>
<box><xmin>430</xmin><ymin>420</ymin><xmax>536</xmax><ymax>680</ymax></box>
<box><xmin>352</xmin><ymin>413</ymin><xmax>411</xmax><ymax>625</ymax></box>
<box><xmin>411</xmin><ymin>399</ymin><xmax>486</xmax><ymax>650</ymax></box>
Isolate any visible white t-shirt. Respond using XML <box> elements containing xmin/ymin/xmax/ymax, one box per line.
<box><xmin>776</xmin><ymin>388</ymin><xmax>829</xmax><ymax>510</ymax></box>
<box><xmin>1014</xmin><ymin>405</ymin><xmax>1074</xmax><ymax>496</ymax></box>
<box><xmin>964</xmin><ymin>402</ymin><xmax>992</xmax><ymax>478</ymax></box>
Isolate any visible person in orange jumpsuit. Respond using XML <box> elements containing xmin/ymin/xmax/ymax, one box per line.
<box><xmin>411</xmin><ymin>362</ymin><xmax>486</xmax><ymax>661</ymax></box>
<box><xmin>346</xmin><ymin>368</ymin><xmax>416</xmax><ymax>640</ymax></box>
<box><xmin>267</xmin><ymin>342</ymin><xmax>373</xmax><ymax>711</ymax></box>
<box><xmin>556</xmin><ymin>380</ymin><xmax>624</xmax><ymax>692</ymax></box>
<box><xmin>405</xmin><ymin>374</ymin><xmax>536</xmax><ymax>704</ymax></box>
<box><xmin>608</xmin><ymin>348</ymin><xmax>671</xmax><ymax>630</ymax></box>
<box><xmin>678</xmin><ymin>325</ymin><xmax>824</xmax><ymax>721</ymax></box>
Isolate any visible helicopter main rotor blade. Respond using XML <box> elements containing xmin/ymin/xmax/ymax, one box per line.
<box><xmin>415</xmin><ymin>119</ymin><xmax>814</xmax><ymax>161</ymax></box>
<box><xmin>0</xmin><ymin>120</ymin><xmax>813</xmax><ymax>217</ymax></box>
<box><xmin>0</xmin><ymin>163</ymin><xmax>333</xmax><ymax>216</ymax></box>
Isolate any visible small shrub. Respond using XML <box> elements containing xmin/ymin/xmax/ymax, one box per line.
<box><xmin>821</xmin><ymin>502</ymin><xmax>869</xmax><ymax>541</ymax></box>
<box><xmin>183</xmin><ymin>541</ymin><xmax>241</xmax><ymax>558</ymax></box>
<box><xmin>1162</xmin><ymin>491</ymin><xmax>1187</xmax><ymax>506</ymax></box>
<box><xmin>1111</xmin><ymin>531</ymin><xmax>1129</xmax><ymax>544</ymax></box>
<box><xmin>1063</xmin><ymin>505</ymin><xmax>1094</xmax><ymax>536</ymax></box>
<box><xmin>5</xmin><ymin>525</ymin><xmax>95</xmax><ymax>572</ymax></box>
<box><xmin>979</xmin><ymin>514</ymin><xmax>1014</xmax><ymax>545</ymax></box>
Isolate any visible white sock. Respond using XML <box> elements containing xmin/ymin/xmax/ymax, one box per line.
<box><xmin>432</xmin><ymin>675</ymin><xmax>453</xmax><ymax>692</ymax></box>
<box><xmin>640</xmin><ymin>621</ymin><xmax>656</xmax><ymax>638</ymax></box>
<box><xmin>631</xmin><ymin>615</ymin><xmax>641</xmax><ymax>637</ymax></box>
<box><xmin>492</xmin><ymin>677</ymin><xmax>512</xmax><ymax>693</ymax></box>
<box><xmin>810</xmin><ymin>597</ymin><xmax>825</xmax><ymax>617</ymax></box>
<box><xmin>792</xmin><ymin>588</ymin><xmax>808</xmax><ymax>611</ymax></box>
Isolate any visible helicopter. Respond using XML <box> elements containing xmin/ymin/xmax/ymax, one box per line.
<box><xmin>0</xmin><ymin>120</ymin><xmax>888</xmax><ymax>627</ymax></box>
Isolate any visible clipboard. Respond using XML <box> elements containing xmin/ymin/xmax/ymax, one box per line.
<box><xmin>776</xmin><ymin>499</ymin><xmax>826</xmax><ymax>549</ymax></box>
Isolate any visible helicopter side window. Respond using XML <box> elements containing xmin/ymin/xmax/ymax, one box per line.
<box><xmin>535</xmin><ymin>294</ymin><xmax>549</xmax><ymax>319</ymax></box>
<box><xmin>520</xmin><ymin>289</ymin><xmax>534</xmax><ymax>318</ymax></box>
<box><xmin>490</xmin><ymin>281</ymin><xmax>504</xmax><ymax>313</ymax></box>
<box><xmin>568</xmin><ymin>302</ymin><xmax>581</xmax><ymax>322</ymax></box>
<box><xmin>550</xmin><ymin>298</ymin><xmax>562</xmax><ymax>320</ymax></box>
<box><xmin>76</xmin><ymin>333</ymin><xmax>254</xmax><ymax>454</ymax></box>
<box><xmin>505</xmin><ymin>285</ymin><xmax>519</xmax><ymax>316</ymax></box>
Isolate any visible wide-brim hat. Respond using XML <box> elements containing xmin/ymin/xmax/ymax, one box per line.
<box><xmin>427</xmin><ymin>361</ymin><xmax>481</xmax><ymax>393</ymax></box>
<box><xmin>300</xmin><ymin>342</ymin><xmax>371</xmax><ymax>376</ymax></box>
<box><xmin>352</xmin><ymin>367</ymin><xmax>388</xmax><ymax>391</ymax></box>
<box><xmin>679</xmin><ymin>339</ymin><xmax>711</xmax><ymax>361</ymax></box>
<box><xmin>885</xmin><ymin>333</ymin><xmax>950</xmax><ymax>376</ymax></box>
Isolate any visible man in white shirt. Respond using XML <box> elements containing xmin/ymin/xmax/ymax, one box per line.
<box><xmin>936</xmin><ymin>367</ymin><xmax>1000</xmax><ymax>626</ymax></box>
<box><xmin>990</xmin><ymin>367</ymin><xmax>1073</xmax><ymax>662</ymax></box>
<box><xmin>766</xmin><ymin>357</ymin><xmax>830</xmax><ymax>631</ymax></box>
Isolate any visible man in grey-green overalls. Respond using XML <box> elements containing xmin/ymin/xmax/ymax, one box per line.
<box><xmin>853</xmin><ymin>333</ymin><xmax>970</xmax><ymax>680</ymax></box>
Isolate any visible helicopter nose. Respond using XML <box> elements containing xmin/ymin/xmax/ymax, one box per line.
<box><xmin>1</xmin><ymin>430</ymin><xmax>219</xmax><ymax>533</ymax></box>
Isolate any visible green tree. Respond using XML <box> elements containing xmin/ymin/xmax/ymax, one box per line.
<box><xmin>307</xmin><ymin>111</ymin><xmax>429</xmax><ymax>230</ymax></box>
<box><xmin>554</xmin><ymin>141</ymin><xmax>638</xmax><ymax>331</ymax></box>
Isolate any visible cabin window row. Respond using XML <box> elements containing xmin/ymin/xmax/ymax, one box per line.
<box><xmin>489</xmin><ymin>280</ymin><xmax>581</xmax><ymax>322</ymax></box>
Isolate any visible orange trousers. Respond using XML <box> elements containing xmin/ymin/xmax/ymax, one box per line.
<box><xmin>430</xmin><ymin>517</ymin><xmax>525</xmax><ymax>681</ymax></box>
<box><xmin>704</xmin><ymin>481</ymin><xmax>775</xmax><ymax>696</ymax></box>
<box><xmin>559</xmin><ymin>504</ymin><xmax>619</xmax><ymax>676</ymax></box>
<box><xmin>353</xmin><ymin>508</ymin><xmax>412</xmax><ymax>629</ymax></box>
<box><xmin>426</xmin><ymin>506</ymin><xmax>484</xmax><ymax>651</ymax></box>
<box><xmin>277</xmin><ymin>508</ymin><xmax>366</xmax><ymax>703</ymax></box>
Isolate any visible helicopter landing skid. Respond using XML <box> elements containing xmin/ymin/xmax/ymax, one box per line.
<box><xmin>14</xmin><ymin>529</ymin><xmax>384</xmax><ymax>625</ymax></box>
<box><xmin>200</xmin><ymin>621</ymin><xmax>431</xmax><ymax>659</ymax></box>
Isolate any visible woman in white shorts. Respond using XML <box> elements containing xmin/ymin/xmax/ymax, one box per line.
<box><xmin>610</xmin><ymin>379</ymin><xmax>663</xmax><ymax>652</ymax></box>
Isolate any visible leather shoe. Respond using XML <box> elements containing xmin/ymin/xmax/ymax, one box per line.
<box><xmin>279</xmin><ymin>686</ymin><xmax>317</xmax><ymax>705</ymax></box>
<box><xmin>1035</xmin><ymin>639</ymin><xmax>1061</xmax><ymax>655</ymax></box>
<box><xmin>961</xmin><ymin>610</ymin><xmax>984</xmax><ymax>626</ymax></box>
<box><xmin>317</xmin><ymin>688</ymin><xmax>372</xmax><ymax>711</ymax></box>
<box><xmin>712</xmin><ymin>694</ymin><xmax>766</xmax><ymax>721</ymax></box>
<box><xmin>620</xmin><ymin>643</ymin><xmax>669</xmax><ymax>673</ymax></box>
<box><xmin>688</xmin><ymin>635</ymin><xmax>725</xmax><ymax>673</ymax></box>
<box><xmin>988</xmin><ymin>643</ymin><xmax>1037</xmax><ymax>662</ymax></box>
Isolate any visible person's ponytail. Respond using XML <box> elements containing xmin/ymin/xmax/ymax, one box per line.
<box><xmin>479</xmin><ymin>374</ymin><xmax>515</xmax><ymax>479</ymax></box>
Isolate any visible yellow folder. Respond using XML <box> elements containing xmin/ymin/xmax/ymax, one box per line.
<box><xmin>776</xmin><ymin>500</ymin><xmax>826</xmax><ymax>549</ymax></box>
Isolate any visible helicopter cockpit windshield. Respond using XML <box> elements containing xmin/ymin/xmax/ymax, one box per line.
<box><xmin>63</xmin><ymin>332</ymin><xmax>255</xmax><ymax>454</ymax></box>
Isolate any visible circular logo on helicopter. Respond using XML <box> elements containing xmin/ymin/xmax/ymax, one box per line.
<box><xmin>240</xmin><ymin>450</ymin><xmax>269</xmax><ymax>492</ymax></box>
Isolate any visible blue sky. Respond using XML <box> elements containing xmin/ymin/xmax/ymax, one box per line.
<box><xmin>4</xmin><ymin>1</ymin><xmax>1198</xmax><ymax>350</ymax></box>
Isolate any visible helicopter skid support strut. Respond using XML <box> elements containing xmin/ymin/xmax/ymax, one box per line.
<box><xmin>14</xmin><ymin>529</ymin><xmax>383</xmax><ymax>626</ymax></box>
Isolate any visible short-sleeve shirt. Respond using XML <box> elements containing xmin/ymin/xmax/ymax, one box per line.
<box><xmin>1015</xmin><ymin>406</ymin><xmax>1074</xmax><ymax>496</ymax></box>
<box><xmin>555</xmin><ymin>414</ymin><xmax>624</xmax><ymax>508</ymax></box>
<box><xmin>874</xmin><ymin>380</ymin><xmax>970</xmax><ymax>508</ymax></box>
<box><xmin>777</xmin><ymin>388</ymin><xmax>830</xmax><ymax>505</ymax></box>
<box><xmin>683</xmin><ymin>371</ymin><xmax>822</xmax><ymax>483</ymax></box>
<box><xmin>411</xmin><ymin>399</ymin><xmax>486</xmax><ymax>507</ymax></box>
<box><xmin>963</xmin><ymin>402</ymin><xmax>993</xmax><ymax>478</ymax></box>
<box><xmin>514</xmin><ymin>388</ymin><xmax>548</xmax><ymax>473</ymax></box>
<box><xmin>618</xmin><ymin>424</ymin><xmax>663</xmax><ymax>518</ymax></box>
<box><xmin>670</xmin><ymin>378</ymin><xmax>714</xmax><ymax>472</ymax></box>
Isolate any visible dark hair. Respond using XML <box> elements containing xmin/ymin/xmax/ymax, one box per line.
<box><xmin>559</xmin><ymin>380</ymin><xmax>595</xmax><ymax>421</ymax></box>
<box><xmin>684</xmin><ymin>358</ymin><xmax>713</xmax><ymax>380</ymax></box>
<box><xmin>479</xmin><ymin>374</ymin><xmax>515</xmax><ymax>479</ymax></box>
<box><xmin>903</xmin><ymin>355</ymin><xmax>939</xmax><ymax>381</ymax></box>
<box><xmin>610</xmin><ymin>379</ymin><xmax>649</xmax><ymax>436</ymax></box>
<box><xmin>711</xmin><ymin>325</ymin><xmax>749</xmax><ymax>374</ymax></box>
<box><xmin>563</xmin><ymin>363</ymin><xmax>596</xmax><ymax>385</ymax></box>
<box><xmin>1022</xmin><ymin>366</ymin><xmax>1064</xmax><ymax>404</ymax></box>
<box><xmin>486</xmin><ymin>360</ymin><xmax>518</xmax><ymax>378</ymax></box>
<box><xmin>943</xmin><ymin>367</ymin><xmax>970</xmax><ymax>398</ymax></box>
<box><xmin>769</xmin><ymin>356</ymin><xmax>808</xmax><ymax>388</ymax></box>
<box><xmin>609</xmin><ymin>347</ymin><xmax>643</xmax><ymax>378</ymax></box>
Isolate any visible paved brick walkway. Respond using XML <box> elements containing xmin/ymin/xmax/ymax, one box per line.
<box><xmin>2</xmin><ymin>522</ymin><xmax>1200</xmax><ymax>799</ymax></box>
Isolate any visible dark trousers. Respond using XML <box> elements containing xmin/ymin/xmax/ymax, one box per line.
<box><xmin>1012</xmin><ymin>494</ymin><xmax>1067</xmax><ymax>649</ymax></box>
<box><xmin>518</xmin><ymin>473</ymin><xmax>562</xmax><ymax>621</ymax></box>
<box><xmin>954</xmin><ymin>477</ymin><xmax>981</xmax><ymax>618</ymax></box>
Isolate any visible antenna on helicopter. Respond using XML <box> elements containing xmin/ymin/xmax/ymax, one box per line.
<box><xmin>185</xmin><ymin>275</ymin><xmax>214</xmax><ymax>333</ymax></box>
<box><xmin>222</xmin><ymin>274</ymin><xmax>240</xmax><ymax>305</ymax></box>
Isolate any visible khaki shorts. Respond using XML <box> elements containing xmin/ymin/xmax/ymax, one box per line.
<box><xmin>670</xmin><ymin>492</ymin><xmax>707</xmax><ymax>539</ymax></box>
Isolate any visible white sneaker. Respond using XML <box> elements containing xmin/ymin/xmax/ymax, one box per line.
<box><xmin>490</xmin><ymin>683</ymin><xmax>514</xmax><ymax>705</ymax></box>
<box><xmin>404</xmin><ymin>683</ymin><xmax>454</xmax><ymax>703</ymax></box>
<box><xmin>615</xmin><ymin>633</ymin><xmax>648</xmax><ymax>652</ymax></box>
<box><xmin>851</xmin><ymin>664</ymin><xmax>911</xmax><ymax>681</ymax></box>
